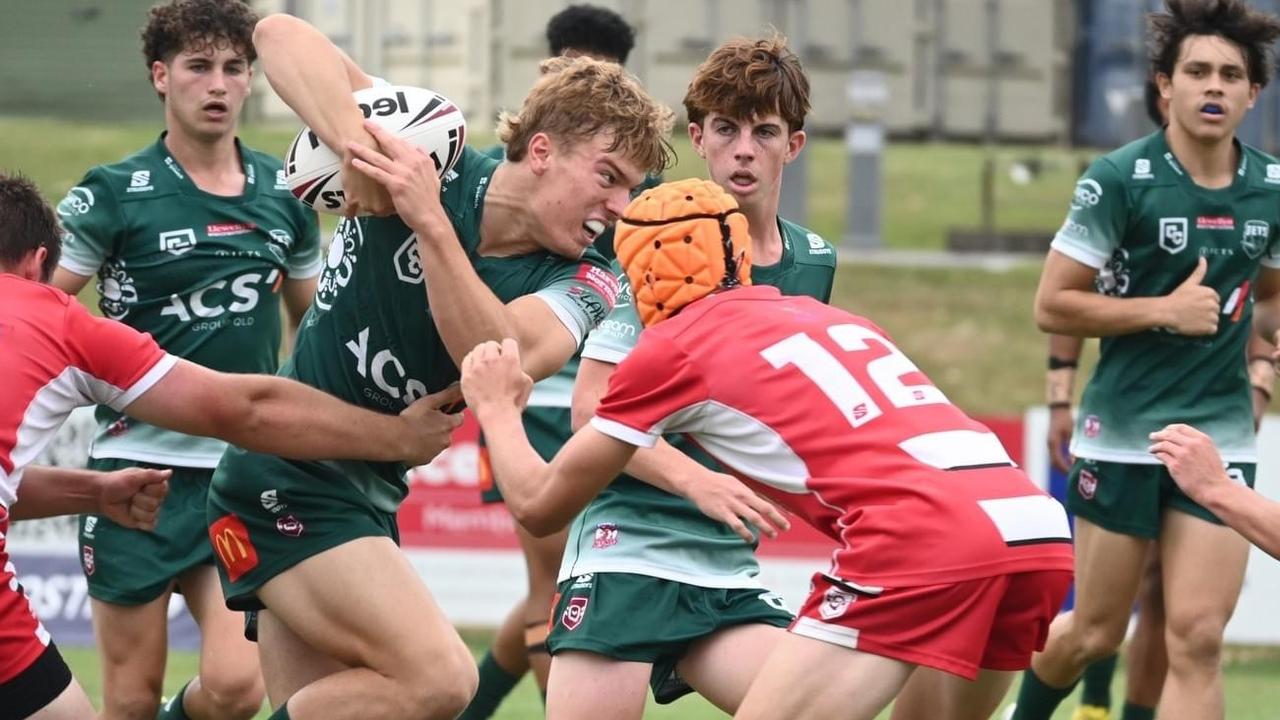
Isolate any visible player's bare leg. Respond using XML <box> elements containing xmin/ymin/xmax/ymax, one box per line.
<box><xmin>255</xmin><ymin>537</ymin><xmax>477</xmax><ymax>720</ymax></box>
<box><xmin>677</xmin><ymin>623</ymin><xmax>785</xmax><ymax>713</ymax></box>
<box><xmin>1030</xmin><ymin>520</ymin><xmax>1149</xmax><ymax>684</ymax></box>
<box><xmin>90</xmin><ymin>592</ymin><xmax>171</xmax><ymax>720</ymax></box>
<box><xmin>1125</xmin><ymin>548</ymin><xmax>1167</xmax><ymax>713</ymax></box>
<box><xmin>1156</xmin><ymin>511</ymin><xmax>1247</xmax><ymax>720</ymax></box>
<box><xmin>545</xmin><ymin>652</ymin><xmax>650</xmax><ymax>720</ymax></box>
<box><xmin>28</xmin><ymin>679</ymin><xmax>97</xmax><ymax>720</ymax></box>
<box><xmin>177</xmin><ymin>565</ymin><xmax>264</xmax><ymax>719</ymax></box>
<box><xmin>515</xmin><ymin>523</ymin><xmax>568</xmax><ymax>691</ymax></box>
<box><xmin>890</xmin><ymin>667</ymin><xmax>1016</xmax><ymax>720</ymax></box>
<box><xmin>734</xmin><ymin>632</ymin><xmax>914</xmax><ymax>720</ymax></box>
<box><xmin>255</xmin><ymin>609</ymin><xmax>349</xmax><ymax>707</ymax></box>
<box><xmin>494</xmin><ymin>597</ymin><xmax>532</xmax><ymax>677</ymax></box>
<box><xmin>460</xmin><ymin>597</ymin><xmax>530</xmax><ymax>720</ymax></box>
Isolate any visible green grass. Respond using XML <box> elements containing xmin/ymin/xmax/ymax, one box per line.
<box><xmin>61</xmin><ymin>634</ymin><xmax>1280</xmax><ymax>719</ymax></box>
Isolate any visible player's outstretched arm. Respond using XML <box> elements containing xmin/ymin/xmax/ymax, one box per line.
<box><xmin>1036</xmin><ymin>251</ymin><xmax>1220</xmax><ymax>337</ymax></box>
<box><xmin>464</xmin><ymin>339</ymin><xmax>633</xmax><ymax>535</ymax></box>
<box><xmin>123</xmin><ymin>359</ymin><xmax>462</xmax><ymax>466</ymax></box>
<box><xmin>12</xmin><ymin>466</ymin><xmax>170</xmax><ymax>530</ymax></box>
<box><xmin>572</xmin><ymin>357</ymin><xmax>790</xmax><ymax>542</ymax></box>
<box><xmin>1150</xmin><ymin>424</ymin><xmax>1280</xmax><ymax>561</ymax></box>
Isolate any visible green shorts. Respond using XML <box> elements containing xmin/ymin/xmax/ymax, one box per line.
<box><xmin>1067</xmin><ymin>458</ymin><xmax>1256</xmax><ymax>539</ymax></box>
<box><xmin>479</xmin><ymin>406</ymin><xmax>572</xmax><ymax>504</ymax></box>
<box><xmin>206</xmin><ymin>447</ymin><xmax>399</xmax><ymax>611</ymax></box>
<box><xmin>78</xmin><ymin>458</ymin><xmax>214</xmax><ymax>605</ymax></box>
<box><xmin>547</xmin><ymin>572</ymin><xmax>793</xmax><ymax>704</ymax></box>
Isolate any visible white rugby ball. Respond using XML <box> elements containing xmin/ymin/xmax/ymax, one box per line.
<box><xmin>283</xmin><ymin>85</ymin><xmax>467</xmax><ymax>215</ymax></box>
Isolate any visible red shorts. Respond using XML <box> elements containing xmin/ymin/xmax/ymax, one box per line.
<box><xmin>0</xmin><ymin>514</ymin><xmax>52</xmax><ymax>685</ymax></box>
<box><xmin>790</xmin><ymin>570</ymin><xmax>1072</xmax><ymax>680</ymax></box>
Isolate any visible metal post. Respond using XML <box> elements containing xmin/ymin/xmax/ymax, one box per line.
<box><xmin>779</xmin><ymin>0</ymin><xmax>809</xmax><ymax>225</ymax></box>
<box><xmin>843</xmin><ymin>0</ymin><xmax>887</xmax><ymax>250</ymax></box>
<box><xmin>979</xmin><ymin>0</ymin><xmax>999</xmax><ymax>235</ymax></box>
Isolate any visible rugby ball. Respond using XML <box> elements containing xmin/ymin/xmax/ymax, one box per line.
<box><xmin>283</xmin><ymin>85</ymin><xmax>467</xmax><ymax>215</ymax></box>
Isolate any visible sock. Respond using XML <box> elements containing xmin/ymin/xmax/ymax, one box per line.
<box><xmin>1011</xmin><ymin>669</ymin><xmax>1079</xmax><ymax>720</ymax></box>
<box><xmin>1120</xmin><ymin>702</ymin><xmax>1156</xmax><ymax>720</ymax></box>
<box><xmin>267</xmin><ymin>701</ymin><xmax>291</xmax><ymax>720</ymax></box>
<box><xmin>458</xmin><ymin>650</ymin><xmax>522</xmax><ymax>720</ymax></box>
<box><xmin>1080</xmin><ymin>653</ymin><xmax>1119</xmax><ymax>708</ymax></box>
<box><xmin>155</xmin><ymin>680</ymin><xmax>193</xmax><ymax>720</ymax></box>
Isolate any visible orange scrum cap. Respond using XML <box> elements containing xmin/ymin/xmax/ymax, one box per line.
<box><xmin>613</xmin><ymin>178</ymin><xmax>752</xmax><ymax>327</ymax></box>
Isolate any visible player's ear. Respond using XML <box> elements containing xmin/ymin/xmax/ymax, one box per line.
<box><xmin>785</xmin><ymin>129</ymin><xmax>806</xmax><ymax>164</ymax></box>
<box><xmin>151</xmin><ymin>60</ymin><xmax>169</xmax><ymax>98</ymax></box>
<box><xmin>688</xmin><ymin>122</ymin><xmax>706</xmax><ymax>158</ymax></box>
<box><xmin>527</xmin><ymin>133</ymin><xmax>553</xmax><ymax>176</ymax></box>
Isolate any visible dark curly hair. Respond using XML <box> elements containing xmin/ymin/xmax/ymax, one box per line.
<box><xmin>141</xmin><ymin>0</ymin><xmax>257</xmax><ymax>97</ymax></box>
<box><xmin>546</xmin><ymin>4</ymin><xmax>636</xmax><ymax>65</ymax></box>
<box><xmin>0</xmin><ymin>173</ymin><xmax>61</xmax><ymax>281</ymax></box>
<box><xmin>1149</xmin><ymin>0</ymin><xmax>1280</xmax><ymax>87</ymax></box>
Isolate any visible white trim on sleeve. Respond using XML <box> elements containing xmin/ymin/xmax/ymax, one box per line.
<box><xmin>1049</xmin><ymin>236</ymin><xmax>1108</xmax><ymax>269</ymax></box>
<box><xmin>111</xmin><ymin>354</ymin><xmax>179</xmax><ymax>410</ymax></box>
<box><xmin>57</xmin><ymin>255</ymin><xmax>102</xmax><ymax>277</ymax></box>
<box><xmin>590</xmin><ymin>416</ymin><xmax>659</xmax><ymax>448</ymax></box>
<box><xmin>532</xmin><ymin>293</ymin><xmax>586</xmax><ymax>347</ymax></box>
<box><xmin>580</xmin><ymin>344</ymin><xmax>629</xmax><ymax>365</ymax></box>
<box><xmin>286</xmin><ymin>256</ymin><xmax>324</xmax><ymax>279</ymax></box>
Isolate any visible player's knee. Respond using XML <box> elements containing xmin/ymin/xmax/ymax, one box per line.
<box><xmin>397</xmin><ymin>643</ymin><xmax>477</xmax><ymax>719</ymax></box>
<box><xmin>104</xmin><ymin>688</ymin><xmax>162</xmax><ymax>720</ymax></box>
<box><xmin>1165</xmin><ymin>612</ymin><xmax>1227</xmax><ymax>667</ymax></box>
<box><xmin>197</xmin><ymin>670</ymin><xmax>266</xmax><ymax>719</ymax></box>
<box><xmin>1074</xmin><ymin>620</ymin><xmax>1126</xmax><ymax>663</ymax></box>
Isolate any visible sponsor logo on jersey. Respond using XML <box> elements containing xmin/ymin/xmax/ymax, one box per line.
<box><xmin>758</xmin><ymin>591</ymin><xmax>792</xmax><ymax>613</ymax></box>
<box><xmin>159</xmin><ymin>228</ymin><xmax>198</xmax><ymax>256</ymax></box>
<box><xmin>209</xmin><ymin>514</ymin><xmax>259</xmax><ymax>582</ymax></box>
<box><xmin>1077</xmin><ymin>469</ymin><xmax>1098</xmax><ymax>500</ymax></box>
<box><xmin>246</xmin><ymin>164</ymin><xmax>257</xmax><ymax>185</ymax></box>
<box><xmin>570</xmin><ymin>574</ymin><xmax>594</xmax><ymax>589</ymax></box>
<box><xmin>1223</xmin><ymin>279</ymin><xmax>1250</xmax><ymax>322</ymax></box>
<box><xmin>267</xmin><ymin>229</ymin><xmax>293</xmax><ymax>264</ymax></box>
<box><xmin>1227</xmin><ymin>467</ymin><xmax>1247</xmax><ymax>485</ymax></box>
<box><xmin>56</xmin><ymin>186</ymin><xmax>94</xmax><ymax>217</ymax></box>
<box><xmin>818</xmin><ymin>586</ymin><xmax>854</xmax><ymax>620</ymax></box>
<box><xmin>576</xmin><ymin>265</ymin><xmax>622</xmax><ymax>306</ymax></box>
<box><xmin>806</xmin><ymin>232</ymin><xmax>833</xmax><ymax>255</ymax></box>
<box><xmin>164</xmin><ymin>156</ymin><xmax>185</xmax><ymax>179</ymax></box>
<box><xmin>207</xmin><ymin>222</ymin><xmax>256</xmax><ymax>237</ymax></box>
<box><xmin>98</xmin><ymin>261</ymin><xmax>139</xmax><ymax>320</ymax></box>
<box><xmin>1196</xmin><ymin>216</ymin><xmax>1235</xmax><ymax>231</ymax></box>
<box><xmin>275</xmin><ymin>515</ymin><xmax>305</xmax><ymax>537</ymax></box>
<box><xmin>591</xmin><ymin>523</ymin><xmax>619</xmax><ymax>549</ymax></box>
<box><xmin>1243</xmin><ymin>220</ymin><xmax>1269</xmax><ymax>259</ymax></box>
<box><xmin>275</xmin><ymin>169</ymin><xmax>289</xmax><ymax>190</ymax></box>
<box><xmin>1060</xmin><ymin>219</ymin><xmax>1090</xmax><ymax>240</ymax></box>
<box><xmin>394</xmin><ymin>234</ymin><xmax>423</xmax><ymax>284</ymax></box>
<box><xmin>1163</xmin><ymin>152</ymin><xmax>1185</xmax><ymax>176</ymax></box>
<box><xmin>82</xmin><ymin>516</ymin><xmax>97</xmax><ymax>539</ymax></box>
<box><xmin>159</xmin><ymin>269</ymin><xmax>280</xmax><ymax>325</ymax></box>
<box><xmin>260</xmin><ymin>490</ymin><xmax>286</xmax><ymax>514</ymax></box>
<box><xmin>1083</xmin><ymin>415</ymin><xmax>1102</xmax><ymax>439</ymax></box>
<box><xmin>560</xmin><ymin>597</ymin><xmax>589</xmax><ymax>631</ymax></box>
<box><xmin>1132</xmin><ymin>158</ymin><xmax>1153</xmax><ymax>180</ymax></box>
<box><xmin>345</xmin><ymin>327</ymin><xmax>430</xmax><ymax>407</ymax></box>
<box><xmin>1071</xmin><ymin>179</ymin><xmax>1103</xmax><ymax>210</ymax></box>
<box><xmin>1158</xmin><ymin>218</ymin><xmax>1188</xmax><ymax>254</ymax></box>
<box><xmin>1268</xmin><ymin>164</ymin><xmax>1280</xmax><ymax>184</ymax></box>
<box><xmin>126</xmin><ymin>170</ymin><xmax>154</xmax><ymax>193</ymax></box>
<box><xmin>82</xmin><ymin>545</ymin><xmax>95</xmax><ymax>575</ymax></box>
<box><xmin>316</xmin><ymin>219</ymin><xmax>363</xmax><ymax>311</ymax></box>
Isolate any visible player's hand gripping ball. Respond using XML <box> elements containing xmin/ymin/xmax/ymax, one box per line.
<box><xmin>614</xmin><ymin>178</ymin><xmax>753</xmax><ymax>327</ymax></box>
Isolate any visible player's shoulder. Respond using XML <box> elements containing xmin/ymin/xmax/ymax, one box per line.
<box><xmin>0</xmin><ymin>275</ymin><xmax>73</xmax><ymax>313</ymax></box>
<box><xmin>1238</xmin><ymin>141</ymin><xmax>1280</xmax><ymax>193</ymax></box>
<box><xmin>779</xmin><ymin>217</ymin><xmax>837</xmax><ymax>266</ymax></box>
<box><xmin>240</xmin><ymin>143</ymin><xmax>296</xmax><ymax>199</ymax></box>
<box><xmin>85</xmin><ymin>139</ymin><xmax>181</xmax><ymax>201</ymax></box>
<box><xmin>1089</xmin><ymin>132</ymin><xmax>1171</xmax><ymax>186</ymax></box>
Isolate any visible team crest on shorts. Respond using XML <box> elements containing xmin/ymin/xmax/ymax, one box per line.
<box><xmin>561</xmin><ymin>597</ymin><xmax>589</xmax><ymax>631</ymax></box>
<box><xmin>82</xmin><ymin>545</ymin><xmax>95</xmax><ymax>576</ymax></box>
<box><xmin>275</xmin><ymin>515</ymin><xmax>305</xmax><ymax>537</ymax></box>
<box><xmin>819</xmin><ymin>586</ymin><xmax>855</xmax><ymax>620</ymax></box>
<box><xmin>592</xmin><ymin>523</ymin><xmax>619</xmax><ymax>549</ymax></box>
<box><xmin>1078</xmin><ymin>469</ymin><xmax>1098</xmax><ymax>500</ymax></box>
<box><xmin>1083</xmin><ymin>415</ymin><xmax>1102</xmax><ymax>439</ymax></box>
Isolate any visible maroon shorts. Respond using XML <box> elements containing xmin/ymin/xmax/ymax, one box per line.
<box><xmin>790</xmin><ymin>570</ymin><xmax>1072</xmax><ymax>680</ymax></box>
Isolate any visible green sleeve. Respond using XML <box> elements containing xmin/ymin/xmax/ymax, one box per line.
<box><xmin>1048</xmin><ymin>158</ymin><xmax>1129</xmax><ymax>269</ymax></box>
<box><xmin>56</xmin><ymin>169</ymin><xmax>123</xmax><ymax>276</ymax></box>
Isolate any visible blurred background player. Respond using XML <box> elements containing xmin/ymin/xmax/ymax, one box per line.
<box><xmin>0</xmin><ymin>171</ymin><xmax>471</xmax><ymax>720</ymax></box>
<box><xmin>1017</xmin><ymin>2</ymin><xmax>1280</xmax><ymax>719</ymax></box>
<box><xmin>50</xmin><ymin>2</ymin><xmax>321</xmax><ymax>718</ymax></box>
<box><xmin>463</xmin><ymin>6</ymin><xmax>649</xmax><ymax>717</ymax></box>
<box><xmin>206</xmin><ymin>12</ymin><xmax>672</xmax><ymax>720</ymax></box>
<box><xmin>542</xmin><ymin>35</ymin><xmax>836</xmax><ymax>720</ymax></box>
<box><xmin>460</xmin><ymin>177</ymin><xmax>1074</xmax><ymax>720</ymax></box>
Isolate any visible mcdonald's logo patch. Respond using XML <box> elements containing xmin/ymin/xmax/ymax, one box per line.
<box><xmin>209</xmin><ymin>514</ymin><xmax>259</xmax><ymax>582</ymax></box>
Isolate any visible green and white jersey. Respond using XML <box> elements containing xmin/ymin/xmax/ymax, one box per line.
<box><xmin>1051</xmin><ymin>130</ymin><xmax>1280</xmax><ymax>464</ymax></box>
<box><xmin>57</xmin><ymin>135</ymin><xmax>322</xmax><ymax>468</ymax></box>
<box><xmin>564</xmin><ymin>218</ymin><xmax>836</xmax><ymax>587</ymax></box>
<box><xmin>292</xmin><ymin>146</ymin><xmax>617</xmax><ymax>511</ymax></box>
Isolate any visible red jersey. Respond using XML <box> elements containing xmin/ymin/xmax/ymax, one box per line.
<box><xmin>593</xmin><ymin>285</ymin><xmax>1072</xmax><ymax>588</ymax></box>
<box><xmin>0</xmin><ymin>275</ymin><xmax>175</xmax><ymax>510</ymax></box>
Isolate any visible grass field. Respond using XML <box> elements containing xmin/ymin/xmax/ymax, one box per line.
<box><xmin>61</xmin><ymin>635</ymin><xmax>1280</xmax><ymax>719</ymax></box>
